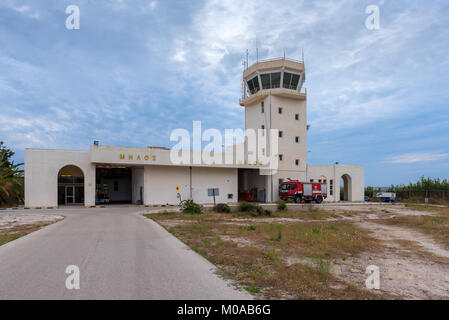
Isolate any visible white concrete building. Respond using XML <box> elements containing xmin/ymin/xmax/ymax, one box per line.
<box><xmin>25</xmin><ymin>57</ymin><xmax>364</xmax><ymax>207</ymax></box>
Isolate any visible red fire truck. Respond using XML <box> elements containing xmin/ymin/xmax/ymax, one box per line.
<box><xmin>279</xmin><ymin>180</ymin><xmax>327</xmax><ymax>204</ymax></box>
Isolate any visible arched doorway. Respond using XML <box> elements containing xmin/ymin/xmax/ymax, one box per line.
<box><xmin>340</xmin><ymin>174</ymin><xmax>352</xmax><ymax>202</ymax></box>
<box><xmin>58</xmin><ymin>165</ymin><xmax>84</xmax><ymax>205</ymax></box>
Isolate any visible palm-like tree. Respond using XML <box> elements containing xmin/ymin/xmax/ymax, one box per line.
<box><xmin>0</xmin><ymin>142</ymin><xmax>24</xmax><ymax>206</ymax></box>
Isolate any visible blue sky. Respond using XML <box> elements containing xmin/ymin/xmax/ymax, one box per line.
<box><xmin>0</xmin><ymin>0</ymin><xmax>448</xmax><ymax>187</ymax></box>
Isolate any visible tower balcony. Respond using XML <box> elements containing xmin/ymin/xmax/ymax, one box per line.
<box><xmin>239</xmin><ymin>86</ymin><xmax>307</xmax><ymax>106</ymax></box>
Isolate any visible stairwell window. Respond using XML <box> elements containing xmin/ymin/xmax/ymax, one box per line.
<box><xmin>295</xmin><ymin>159</ymin><xmax>300</xmax><ymax>166</ymax></box>
<box><xmin>278</xmin><ymin>107</ymin><xmax>283</xmax><ymax>114</ymax></box>
<box><xmin>279</xmin><ymin>154</ymin><xmax>283</xmax><ymax>161</ymax></box>
<box><xmin>279</xmin><ymin>131</ymin><xmax>283</xmax><ymax>138</ymax></box>
<box><xmin>295</xmin><ymin>114</ymin><xmax>299</xmax><ymax>121</ymax></box>
<box><xmin>261</xmin><ymin>102</ymin><xmax>264</xmax><ymax>113</ymax></box>
<box><xmin>295</xmin><ymin>136</ymin><xmax>299</xmax><ymax>143</ymax></box>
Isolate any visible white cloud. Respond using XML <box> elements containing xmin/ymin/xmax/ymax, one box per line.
<box><xmin>386</xmin><ymin>152</ymin><xmax>449</xmax><ymax>164</ymax></box>
<box><xmin>2</xmin><ymin>2</ymin><xmax>40</xmax><ymax>19</ymax></box>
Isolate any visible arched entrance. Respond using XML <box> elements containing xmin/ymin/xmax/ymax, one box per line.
<box><xmin>340</xmin><ymin>174</ymin><xmax>352</xmax><ymax>202</ymax></box>
<box><xmin>58</xmin><ymin>165</ymin><xmax>84</xmax><ymax>205</ymax></box>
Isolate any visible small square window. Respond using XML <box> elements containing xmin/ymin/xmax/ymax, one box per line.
<box><xmin>295</xmin><ymin>159</ymin><xmax>299</xmax><ymax>166</ymax></box>
<box><xmin>318</xmin><ymin>179</ymin><xmax>322</xmax><ymax>183</ymax></box>
<box><xmin>279</xmin><ymin>154</ymin><xmax>283</xmax><ymax>161</ymax></box>
<box><xmin>278</xmin><ymin>107</ymin><xmax>283</xmax><ymax>114</ymax></box>
<box><xmin>279</xmin><ymin>131</ymin><xmax>283</xmax><ymax>138</ymax></box>
<box><xmin>310</xmin><ymin>179</ymin><xmax>314</xmax><ymax>183</ymax></box>
<box><xmin>295</xmin><ymin>114</ymin><xmax>299</xmax><ymax>120</ymax></box>
<box><xmin>228</xmin><ymin>194</ymin><xmax>233</xmax><ymax>199</ymax></box>
<box><xmin>295</xmin><ymin>136</ymin><xmax>299</xmax><ymax>143</ymax></box>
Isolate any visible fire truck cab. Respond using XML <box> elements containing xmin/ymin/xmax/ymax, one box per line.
<box><xmin>279</xmin><ymin>180</ymin><xmax>327</xmax><ymax>204</ymax></box>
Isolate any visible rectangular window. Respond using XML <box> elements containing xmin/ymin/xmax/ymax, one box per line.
<box><xmin>295</xmin><ymin>159</ymin><xmax>299</xmax><ymax>166</ymax></box>
<box><xmin>310</xmin><ymin>179</ymin><xmax>314</xmax><ymax>183</ymax></box>
<box><xmin>283</xmin><ymin>72</ymin><xmax>301</xmax><ymax>90</ymax></box>
<box><xmin>247</xmin><ymin>76</ymin><xmax>260</xmax><ymax>94</ymax></box>
<box><xmin>207</xmin><ymin>188</ymin><xmax>219</xmax><ymax>196</ymax></box>
<box><xmin>261</xmin><ymin>74</ymin><xmax>271</xmax><ymax>90</ymax></box>
<box><xmin>292</xmin><ymin>184</ymin><xmax>297</xmax><ymax>189</ymax></box>
<box><xmin>261</xmin><ymin>102</ymin><xmax>264</xmax><ymax>113</ymax></box>
<box><xmin>330</xmin><ymin>179</ymin><xmax>334</xmax><ymax>195</ymax></box>
<box><xmin>295</xmin><ymin>136</ymin><xmax>299</xmax><ymax>143</ymax></box>
<box><xmin>271</xmin><ymin>72</ymin><xmax>281</xmax><ymax>88</ymax></box>
<box><xmin>261</xmin><ymin>125</ymin><xmax>265</xmax><ymax>136</ymax></box>
<box><xmin>278</xmin><ymin>107</ymin><xmax>283</xmax><ymax>114</ymax></box>
<box><xmin>318</xmin><ymin>179</ymin><xmax>322</xmax><ymax>183</ymax></box>
<box><xmin>279</xmin><ymin>154</ymin><xmax>283</xmax><ymax>161</ymax></box>
<box><xmin>279</xmin><ymin>131</ymin><xmax>283</xmax><ymax>138</ymax></box>
<box><xmin>114</xmin><ymin>181</ymin><xmax>119</xmax><ymax>191</ymax></box>
<box><xmin>295</xmin><ymin>114</ymin><xmax>299</xmax><ymax>121</ymax></box>
<box><xmin>228</xmin><ymin>194</ymin><xmax>233</xmax><ymax>199</ymax></box>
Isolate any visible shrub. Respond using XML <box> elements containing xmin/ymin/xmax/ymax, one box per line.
<box><xmin>238</xmin><ymin>202</ymin><xmax>268</xmax><ymax>217</ymax></box>
<box><xmin>276</xmin><ymin>200</ymin><xmax>287</xmax><ymax>211</ymax></box>
<box><xmin>263</xmin><ymin>209</ymin><xmax>272</xmax><ymax>217</ymax></box>
<box><xmin>216</xmin><ymin>203</ymin><xmax>231</xmax><ymax>213</ymax></box>
<box><xmin>181</xmin><ymin>200</ymin><xmax>202</xmax><ymax>214</ymax></box>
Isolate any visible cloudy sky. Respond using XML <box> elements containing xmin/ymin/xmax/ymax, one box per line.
<box><xmin>1</xmin><ymin>0</ymin><xmax>448</xmax><ymax>186</ymax></box>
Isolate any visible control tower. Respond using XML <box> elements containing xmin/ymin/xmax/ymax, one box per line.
<box><xmin>239</xmin><ymin>57</ymin><xmax>308</xmax><ymax>201</ymax></box>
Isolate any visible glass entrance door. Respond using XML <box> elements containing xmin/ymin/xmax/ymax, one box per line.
<box><xmin>65</xmin><ymin>186</ymin><xmax>74</xmax><ymax>205</ymax></box>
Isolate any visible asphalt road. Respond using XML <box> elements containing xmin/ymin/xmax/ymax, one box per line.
<box><xmin>0</xmin><ymin>206</ymin><xmax>252</xmax><ymax>300</ymax></box>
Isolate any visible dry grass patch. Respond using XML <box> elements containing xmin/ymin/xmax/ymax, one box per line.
<box><xmin>403</xmin><ymin>203</ymin><xmax>449</xmax><ymax>215</ymax></box>
<box><xmin>375</xmin><ymin>212</ymin><xmax>449</xmax><ymax>249</ymax></box>
<box><xmin>272</xmin><ymin>207</ymin><xmax>335</xmax><ymax>220</ymax></box>
<box><xmin>0</xmin><ymin>221</ymin><xmax>58</xmax><ymax>246</ymax></box>
<box><xmin>149</xmin><ymin>211</ymin><xmax>389</xmax><ymax>299</ymax></box>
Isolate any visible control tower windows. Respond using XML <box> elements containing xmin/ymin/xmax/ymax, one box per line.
<box><xmin>283</xmin><ymin>72</ymin><xmax>300</xmax><ymax>90</ymax></box>
<box><xmin>261</xmin><ymin>72</ymin><xmax>281</xmax><ymax>89</ymax></box>
<box><xmin>247</xmin><ymin>76</ymin><xmax>260</xmax><ymax>94</ymax></box>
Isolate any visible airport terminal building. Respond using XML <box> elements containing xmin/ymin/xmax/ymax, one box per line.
<box><xmin>25</xmin><ymin>58</ymin><xmax>364</xmax><ymax>207</ymax></box>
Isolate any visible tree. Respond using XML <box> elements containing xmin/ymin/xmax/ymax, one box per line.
<box><xmin>0</xmin><ymin>142</ymin><xmax>24</xmax><ymax>206</ymax></box>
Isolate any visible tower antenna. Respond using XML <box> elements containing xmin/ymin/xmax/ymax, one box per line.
<box><xmin>302</xmin><ymin>48</ymin><xmax>305</xmax><ymax>63</ymax></box>
<box><xmin>256</xmin><ymin>37</ymin><xmax>259</xmax><ymax>62</ymax></box>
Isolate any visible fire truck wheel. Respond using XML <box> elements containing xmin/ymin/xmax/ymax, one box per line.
<box><xmin>315</xmin><ymin>196</ymin><xmax>323</xmax><ymax>204</ymax></box>
<box><xmin>294</xmin><ymin>196</ymin><xmax>302</xmax><ymax>203</ymax></box>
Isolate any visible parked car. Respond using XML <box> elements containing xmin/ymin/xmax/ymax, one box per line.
<box><xmin>364</xmin><ymin>196</ymin><xmax>370</xmax><ymax>202</ymax></box>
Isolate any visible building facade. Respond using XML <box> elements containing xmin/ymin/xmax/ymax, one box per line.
<box><xmin>25</xmin><ymin>57</ymin><xmax>364</xmax><ymax>207</ymax></box>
